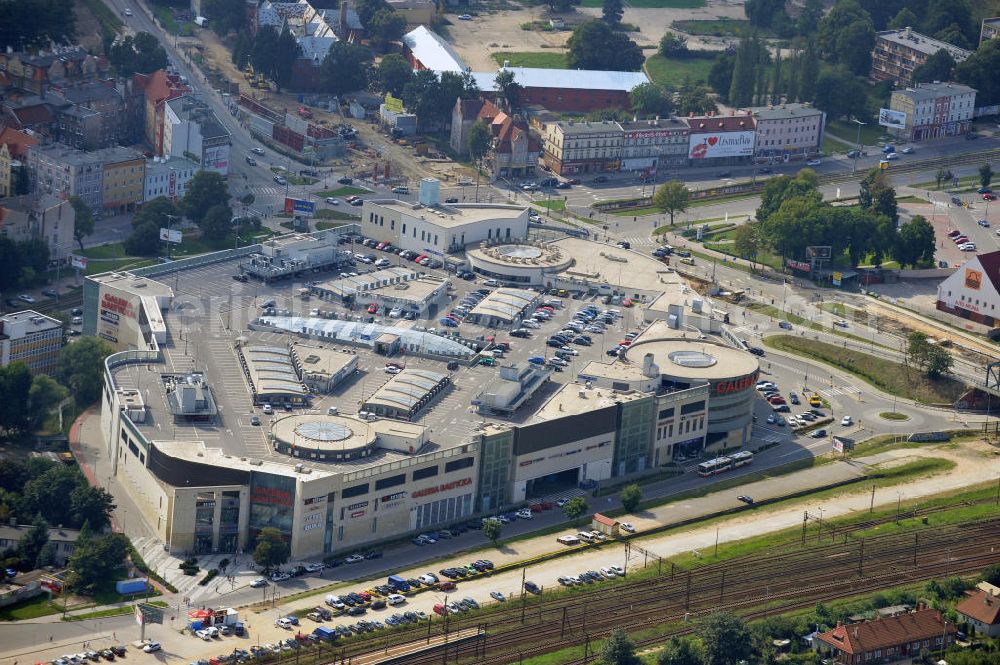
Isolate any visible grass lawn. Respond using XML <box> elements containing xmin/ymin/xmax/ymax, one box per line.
<box><xmin>491</xmin><ymin>51</ymin><xmax>568</xmax><ymax>69</ymax></box>
<box><xmin>705</xmin><ymin>240</ymin><xmax>783</xmax><ymax>270</ymax></box>
<box><xmin>644</xmin><ymin>53</ymin><xmax>715</xmax><ymax>87</ymax></box>
<box><xmin>582</xmin><ymin>0</ymin><xmax>704</xmax><ymax>6</ymax></box>
<box><xmin>912</xmin><ymin>175</ymin><xmax>981</xmax><ymax>190</ymax></box>
<box><xmin>318</xmin><ymin>186</ymin><xmax>372</xmax><ymax>198</ymax></box>
<box><xmin>826</xmin><ymin>119</ymin><xmax>885</xmax><ymax>145</ymax></box>
<box><xmin>763</xmin><ymin>335</ymin><xmax>965</xmax><ymax>404</ymax></box>
<box><xmin>610</xmin><ymin>205</ymin><xmax>659</xmax><ymax>217</ymax></box>
<box><xmin>671</xmin><ymin>19</ymin><xmax>753</xmax><ymax>37</ymax></box>
<box><xmin>0</xmin><ymin>594</ymin><xmax>63</xmax><ymax>621</ymax></box>
<box><xmin>78</xmin><ymin>0</ymin><xmax>124</xmax><ymax>40</ymax></box>
<box><xmin>879</xmin><ymin>411</ymin><xmax>910</xmax><ymax>421</ymax></box>
<box><xmin>314</xmin><ymin>209</ymin><xmax>360</xmax><ymax>221</ymax></box>
<box><xmin>153</xmin><ymin>6</ymin><xmax>192</xmax><ymax>36</ymax></box>
<box><xmin>822</xmin><ymin>135</ymin><xmax>849</xmax><ymax>155</ymax></box>
<box><xmin>534</xmin><ymin>199</ymin><xmax>566</xmax><ymax>211</ymax></box>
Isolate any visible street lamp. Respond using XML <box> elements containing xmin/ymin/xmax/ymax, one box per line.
<box><xmin>851</xmin><ymin>119</ymin><xmax>866</xmax><ymax>175</ymax></box>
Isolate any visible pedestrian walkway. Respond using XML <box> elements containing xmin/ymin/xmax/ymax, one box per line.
<box><xmin>818</xmin><ymin>384</ymin><xmax>861</xmax><ymax>398</ymax></box>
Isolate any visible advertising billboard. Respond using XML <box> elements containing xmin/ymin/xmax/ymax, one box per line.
<box><xmin>384</xmin><ymin>94</ymin><xmax>404</xmax><ymax>113</ymax></box>
<box><xmin>878</xmin><ymin>108</ymin><xmax>906</xmax><ymax>129</ymax></box>
<box><xmin>284</xmin><ymin>197</ymin><xmax>316</xmax><ymax>217</ymax></box>
<box><xmin>688</xmin><ymin>131</ymin><xmax>755</xmax><ymax>160</ymax></box>
<box><xmin>159</xmin><ymin>228</ymin><xmax>182</xmax><ymax>244</ymax></box>
<box><xmin>70</xmin><ymin>255</ymin><xmax>88</xmax><ymax>270</ymax></box>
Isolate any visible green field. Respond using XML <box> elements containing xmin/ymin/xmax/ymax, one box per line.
<box><xmin>671</xmin><ymin>19</ymin><xmax>753</xmax><ymax>36</ymax></box>
<box><xmin>581</xmin><ymin>0</ymin><xmax>704</xmax><ymax>6</ymax></box>
<box><xmin>318</xmin><ymin>187</ymin><xmax>372</xmax><ymax>198</ymax></box>
<box><xmin>644</xmin><ymin>53</ymin><xmax>716</xmax><ymax>87</ymax></box>
<box><xmin>826</xmin><ymin>119</ymin><xmax>886</xmax><ymax>145</ymax></box>
<box><xmin>491</xmin><ymin>51</ymin><xmax>568</xmax><ymax>69</ymax></box>
<box><xmin>763</xmin><ymin>335</ymin><xmax>965</xmax><ymax>404</ymax></box>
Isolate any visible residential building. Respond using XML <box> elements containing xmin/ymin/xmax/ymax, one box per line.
<box><xmin>133</xmin><ymin>70</ymin><xmax>190</xmax><ymax>155</ymax></box>
<box><xmin>955</xmin><ymin>588</ymin><xmax>1000</xmax><ymax>637</ymax></box>
<box><xmin>144</xmin><ymin>156</ymin><xmax>199</xmax><ymax>203</ymax></box>
<box><xmin>684</xmin><ymin>111</ymin><xmax>757</xmax><ymax>167</ymax></box>
<box><xmin>0</xmin><ymin>102</ymin><xmax>57</xmax><ymax>141</ymax></box>
<box><xmin>102</xmin><ymin>151</ymin><xmax>146</xmax><ymax>214</ymax></box>
<box><xmin>936</xmin><ymin>250</ymin><xmax>1000</xmax><ymax>327</ymax></box>
<box><xmin>815</xmin><ymin>607</ymin><xmax>956</xmax><ymax>664</ymax></box>
<box><xmin>450</xmin><ymin>98</ymin><xmax>492</xmax><ymax>157</ymax></box>
<box><xmin>0</xmin><ymin>127</ymin><xmax>39</xmax><ymax>163</ymax></box>
<box><xmin>889</xmin><ymin>81</ymin><xmax>977</xmax><ymax>141</ymax></box>
<box><xmin>55</xmin><ymin>81</ymin><xmax>128</xmax><ymax>149</ymax></box>
<box><xmin>870</xmin><ymin>28</ymin><xmax>972</xmax><ymax>86</ymax></box>
<box><xmin>470</xmin><ymin>67</ymin><xmax>649</xmax><ymax>113</ymax></box>
<box><xmin>0</xmin><ymin>195</ymin><xmax>76</xmax><ymax>263</ymax></box>
<box><xmin>0</xmin><ymin>309</ymin><xmax>64</xmax><ymax>375</ymax></box>
<box><xmin>28</xmin><ymin>143</ymin><xmax>144</xmax><ymax>213</ymax></box>
<box><xmin>750</xmin><ymin>102</ymin><xmax>825</xmax><ymax>163</ymax></box>
<box><xmin>542</xmin><ymin>120</ymin><xmax>624</xmax><ymax>176</ymax></box>
<box><xmin>0</xmin><ymin>144</ymin><xmax>11</xmax><ymax>197</ymax></box>
<box><xmin>256</xmin><ymin>0</ymin><xmax>344</xmax><ymax>90</ymax></box>
<box><xmin>452</xmin><ymin>99</ymin><xmax>540</xmax><ymax>181</ymax></box>
<box><xmin>387</xmin><ymin>0</ymin><xmax>435</xmax><ymax>25</ymax></box>
<box><xmin>980</xmin><ymin>18</ymin><xmax>1000</xmax><ymax>45</ymax></box>
<box><xmin>619</xmin><ymin>117</ymin><xmax>689</xmax><ymax>172</ymax></box>
<box><xmin>0</xmin><ymin>46</ymin><xmax>110</xmax><ymax>95</ymax></box>
<box><xmin>0</xmin><ymin>524</ymin><xmax>80</xmax><ymax>565</ymax></box>
<box><xmin>163</xmin><ymin>96</ymin><xmax>231</xmax><ymax>175</ymax></box>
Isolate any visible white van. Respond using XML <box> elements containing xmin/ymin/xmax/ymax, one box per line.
<box><xmin>327</xmin><ymin>406</ymin><xmax>339</xmax><ymax>416</ymax></box>
<box><xmin>577</xmin><ymin>532</ymin><xmax>595</xmax><ymax>543</ymax></box>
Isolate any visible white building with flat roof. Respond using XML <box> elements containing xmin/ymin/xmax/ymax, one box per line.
<box><xmin>360</xmin><ymin>198</ymin><xmax>530</xmax><ymax>257</ymax></box>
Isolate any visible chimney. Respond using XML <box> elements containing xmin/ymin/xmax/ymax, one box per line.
<box><xmin>339</xmin><ymin>0</ymin><xmax>347</xmax><ymax>33</ymax></box>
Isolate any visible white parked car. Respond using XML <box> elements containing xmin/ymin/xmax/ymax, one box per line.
<box><xmin>250</xmin><ymin>577</ymin><xmax>268</xmax><ymax>587</ymax></box>
<box><xmin>344</xmin><ymin>554</ymin><xmax>365</xmax><ymax>564</ymax></box>
<box><xmin>196</xmin><ymin>629</ymin><xmax>212</xmax><ymax>641</ymax></box>
<box><xmin>325</xmin><ymin>197</ymin><xmax>340</xmax><ymax>205</ymax></box>
<box><xmin>275</xmin><ymin>618</ymin><xmax>293</xmax><ymax>629</ymax></box>
<box><xmin>609</xmin><ymin>565</ymin><xmax>625</xmax><ymax>576</ymax></box>
<box><xmin>387</xmin><ymin>593</ymin><xmax>406</xmax><ymax>606</ymax></box>
<box><xmin>521</xmin><ymin>319</ymin><xmax>541</xmax><ymax>328</ymax></box>
<box><xmin>619</xmin><ymin>522</ymin><xmax>635</xmax><ymax>533</ymax></box>
<box><xmin>142</xmin><ymin>643</ymin><xmax>161</xmax><ymax>653</ymax></box>
<box><xmin>841</xmin><ymin>415</ymin><xmax>853</xmax><ymax>426</ymax></box>
<box><xmin>305</xmin><ymin>563</ymin><xmax>324</xmax><ymax>572</ymax></box>
<box><xmin>806</xmin><ymin>159</ymin><xmax>822</xmax><ymax>166</ymax></box>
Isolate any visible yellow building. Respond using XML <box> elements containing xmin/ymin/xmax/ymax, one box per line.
<box><xmin>101</xmin><ymin>152</ymin><xmax>145</xmax><ymax>214</ymax></box>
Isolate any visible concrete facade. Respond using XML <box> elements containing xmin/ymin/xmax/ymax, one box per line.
<box><xmin>0</xmin><ymin>195</ymin><xmax>76</xmax><ymax>264</ymax></box>
<box><xmin>870</xmin><ymin>28</ymin><xmax>971</xmax><ymax>86</ymax></box>
<box><xmin>163</xmin><ymin>96</ymin><xmax>231</xmax><ymax>176</ymax></box>
<box><xmin>889</xmin><ymin>82</ymin><xmax>976</xmax><ymax>142</ymax></box>
<box><xmin>750</xmin><ymin>103</ymin><xmax>826</xmax><ymax>162</ymax></box>
<box><xmin>0</xmin><ymin>309</ymin><xmax>63</xmax><ymax>375</ymax></box>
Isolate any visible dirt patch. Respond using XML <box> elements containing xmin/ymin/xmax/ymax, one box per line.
<box><xmin>866</xmin><ymin>299</ymin><xmax>997</xmax><ymax>368</ymax></box>
<box><xmin>73</xmin><ymin>0</ymin><xmax>112</xmax><ymax>51</ymax></box>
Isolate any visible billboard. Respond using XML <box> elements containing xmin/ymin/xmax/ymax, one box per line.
<box><xmin>284</xmin><ymin>197</ymin><xmax>315</xmax><ymax>217</ymax></box>
<box><xmin>878</xmin><ymin>108</ymin><xmax>906</xmax><ymax>129</ymax></box>
<box><xmin>688</xmin><ymin>131</ymin><xmax>755</xmax><ymax>160</ymax></box>
<box><xmin>70</xmin><ymin>255</ymin><xmax>88</xmax><ymax>270</ymax></box>
<box><xmin>159</xmin><ymin>228</ymin><xmax>182</xmax><ymax>244</ymax></box>
<box><xmin>384</xmin><ymin>94</ymin><xmax>404</xmax><ymax>113</ymax></box>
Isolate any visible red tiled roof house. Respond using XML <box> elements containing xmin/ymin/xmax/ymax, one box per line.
<box><xmin>815</xmin><ymin>607</ymin><xmax>956</xmax><ymax>664</ymax></box>
<box><xmin>956</xmin><ymin>588</ymin><xmax>1000</xmax><ymax>637</ymax></box>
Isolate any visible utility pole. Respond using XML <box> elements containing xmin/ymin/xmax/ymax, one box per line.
<box><xmin>870</xmin><ymin>485</ymin><xmax>875</xmax><ymax>514</ymax></box>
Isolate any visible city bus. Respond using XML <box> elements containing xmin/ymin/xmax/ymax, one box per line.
<box><xmin>697</xmin><ymin>457</ymin><xmax>733</xmax><ymax>477</ymax></box>
<box><xmin>730</xmin><ymin>451</ymin><xmax>754</xmax><ymax>468</ymax></box>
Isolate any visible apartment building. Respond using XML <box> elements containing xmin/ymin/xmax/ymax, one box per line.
<box><xmin>870</xmin><ymin>28</ymin><xmax>971</xmax><ymax>86</ymax></box>
<box><xmin>0</xmin><ymin>309</ymin><xmax>63</xmax><ymax>376</ymax></box>
<box><xmin>751</xmin><ymin>102</ymin><xmax>826</xmax><ymax>162</ymax></box>
<box><xmin>542</xmin><ymin>120</ymin><xmax>624</xmax><ymax>175</ymax></box>
<box><xmin>144</xmin><ymin>156</ymin><xmax>199</xmax><ymax>203</ymax></box>
<box><xmin>0</xmin><ymin>144</ymin><xmax>11</xmax><ymax>197</ymax></box>
<box><xmin>0</xmin><ymin>195</ymin><xmax>76</xmax><ymax>263</ymax></box>
<box><xmin>0</xmin><ymin>46</ymin><xmax>110</xmax><ymax>95</ymax></box>
<box><xmin>980</xmin><ymin>18</ymin><xmax>1000</xmax><ymax>45</ymax></box>
<box><xmin>889</xmin><ymin>81</ymin><xmax>976</xmax><ymax>141</ymax></box>
<box><xmin>163</xmin><ymin>96</ymin><xmax>231</xmax><ymax>175</ymax></box>
<box><xmin>28</xmin><ymin>143</ymin><xmax>144</xmax><ymax>213</ymax></box>
<box><xmin>102</xmin><ymin>151</ymin><xmax>146</xmax><ymax>214</ymax></box>
<box><xmin>618</xmin><ymin>117</ymin><xmax>689</xmax><ymax>172</ymax></box>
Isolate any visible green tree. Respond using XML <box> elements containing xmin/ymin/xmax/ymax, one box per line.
<box><xmin>602</xmin><ymin>0</ymin><xmax>623</xmax><ymax>26</ymax></box>
<box><xmin>925</xmin><ymin>346</ymin><xmax>953</xmax><ymax>379</ymax></box>
<box><xmin>494</xmin><ymin>69</ymin><xmax>522</xmax><ymax>112</ymax></box>
<box><xmin>675</xmin><ymin>77</ymin><xmax>717</xmax><ymax>115</ymax></box>
<box><xmin>745</xmin><ymin>0</ymin><xmax>788</xmax><ymax>30</ymax></box>
<box><xmin>36</xmin><ymin>541</ymin><xmax>57</xmax><ymax>568</ymax></box>
<box><xmin>653</xmin><ymin>181</ymin><xmax>689</xmax><ymax>226</ymax></box>
<box><xmin>124</xmin><ymin>222</ymin><xmax>162</xmax><ymax>256</ymax></box>
<box><xmin>567</xmin><ymin>20</ymin><xmax>644</xmax><ymax>72</ymax></box>
<box><xmin>700</xmin><ymin>612</ymin><xmax>754</xmax><ymax>665</ymax></box>
<box><xmin>23</xmin><ymin>466</ymin><xmax>79</xmax><ymax>527</ymax></box>
<box><xmin>981</xmin><ymin>564</ymin><xmax>1000</xmax><ymax>587</ymax></box>
<box><xmin>17</xmin><ymin>518</ymin><xmax>49</xmax><ymax>570</ymax></box>
<box><xmin>108</xmin><ymin>33</ymin><xmax>168</xmax><ymax>77</ymax></box>
<box><xmin>133</xmin><ymin>196</ymin><xmax>180</xmax><ymax>229</ymax></box>
<box><xmin>320</xmin><ymin>41</ymin><xmax>373</xmax><ymax>95</ymax></box>
<box><xmin>817</xmin><ymin>0</ymin><xmax>876</xmax><ymax>76</ymax></box>
<box><xmin>600</xmin><ymin>628</ymin><xmax>640</xmax><ymax>665</ymax></box>
<box><xmin>892</xmin><ymin>215</ymin><xmax>935</xmax><ymax>268</ymax></box>
<box><xmin>657</xmin><ymin>637</ymin><xmax>702</xmax><ymax>665</ymax></box>
<box><xmin>203</xmin><ymin>0</ymin><xmax>247</xmax><ymax>35</ymax></box>
<box><xmin>708</xmin><ymin>54</ymin><xmax>734</xmax><ymax>101</ymax></box>
<box><xmin>935</xmin><ymin>168</ymin><xmax>951</xmax><ymax>189</ymax></box>
<box><xmin>796</xmin><ymin>0</ymin><xmax>824</xmax><ymax>35</ymax></box>
<box><xmin>620</xmin><ymin>484</ymin><xmax>642</xmax><ymax>512</ymax></box>
<box><xmin>733</xmin><ymin>222</ymin><xmax>763</xmax><ymax>269</ymax></box>
<box><xmin>27</xmin><ymin>374</ymin><xmax>68</xmax><ymax>431</ymax></box>
<box><xmin>59</xmin><ymin>337</ymin><xmax>112</xmax><ymax>407</ymax></box>
<box><xmin>659</xmin><ymin>33</ymin><xmax>687</xmax><ymax>58</ymax></box>
<box><xmin>979</xmin><ymin>164</ymin><xmax>993</xmax><ymax>190</ymax></box>
<box><xmin>200</xmin><ymin>204</ymin><xmax>234</xmax><ymax>242</ymax></box>
<box><xmin>797</xmin><ymin>44</ymin><xmax>820</xmax><ymax>102</ymax></box>
<box><xmin>69</xmin><ymin>196</ymin><xmax>94</xmax><ymax>252</ymax></box>
<box><xmin>0</xmin><ymin>0</ymin><xmax>76</xmax><ymax>52</ymax></box>
<box><xmin>813</xmin><ymin>67</ymin><xmax>868</xmax><ymax>120</ymax></box>
<box><xmin>859</xmin><ymin>167</ymin><xmax>898</xmax><ymax>223</ymax></box>
<box><xmin>887</xmin><ymin>7</ymin><xmax>918</xmax><ymax>30</ymax></box>
<box><xmin>629</xmin><ymin>83</ymin><xmax>671</xmax><ymax>116</ymax></box>
<box><xmin>482</xmin><ymin>517</ymin><xmax>502</xmax><ymax>545</ymax></box>
<box><xmin>355</xmin><ymin>0</ymin><xmax>390</xmax><ymax>26</ymax></box>
<box><xmin>563</xmin><ymin>496</ymin><xmax>589</xmax><ymax>524</ymax></box>
<box><xmin>70</xmin><ymin>485</ymin><xmax>116</xmax><ymax>531</ymax></box>
<box><xmin>376</xmin><ymin>54</ymin><xmax>413</xmax><ymax>96</ymax></box>
<box><xmin>183</xmin><ymin>171</ymin><xmax>230</xmax><ymax>224</ymax></box>
<box><xmin>368</xmin><ymin>9</ymin><xmax>406</xmax><ymax>50</ymax></box>
<box><xmin>728</xmin><ymin>36</ymin><xmax>756</xmax><ymax>107</ymax></box>
<box><xmin>253</xmin><ymin>527</ymin><xmax>290</xmax><ymax>573</ymax></box>
<box><xmin>0</xmin><ymin>363</ymin><xmax>33</xmax><ymax>434</ymax></box>
<box><xmin>67</xmin><ymin>532</ymin><xmax>130</xmax><ymax>593</ymax></box>
<box><xmin>956</xmin><ymin>39</ymin><xmax>1000</xmax><ymax>106</ymax></box>
<box><xmin>912</xmin><ymin>49</ymin><xmax>956</xmax><ymax>84</ymax></box>
<box><xmin>907</xmin><ymin>331</ymin><xmax>931</xmax><ymax>369</ymax></box>
<box><xmin>468</xmin><ymin>120</ymin><xmax>492</xmax><ymax>166</ymax></box>
<box><xmin>921</xmin><ymin>0</ymin><xmax>974</xmax><ymax>48</ymax></box>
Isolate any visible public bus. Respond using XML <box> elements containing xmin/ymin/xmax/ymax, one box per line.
<box><xmin>730</xmin><ymin>451</ymin><xmax>754</xmax><ymax>468</ymax></box>
<box><xmin>697</xmin><ymin>457</ymin><xmax>733</xmax><ymax>477</ymax></box>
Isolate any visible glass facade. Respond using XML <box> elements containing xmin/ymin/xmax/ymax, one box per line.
<box><xmin>614</xmin><ymin>397</ymin><xmax>653</xmax><ymax>476</ymax></box>
<box><xmin>475</xmin><ymin>429</ymin><xmax>514</xmax><ymax>513</ymax></box>
<box><xmin>219</xmin><ymin>490</ymin><xmax>240</xmax><ymax>553</ymax></box>
<box><xmin>248</xmin><ymin>471</ymin><xmax>296</xmax><ymax>542</ymax></box>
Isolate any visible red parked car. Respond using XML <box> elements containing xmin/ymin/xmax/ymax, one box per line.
<box><xmin>437</xmin><ymin>581</ymin><xmax>456</xmax><ymax>591</ymax></box>
<box><xmin>367</xmin><ymin>303</ymin><xmax>378</xmax><ymax>314</ymax></box>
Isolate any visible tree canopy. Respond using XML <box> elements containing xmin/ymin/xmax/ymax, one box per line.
<box><xmin>629</xmin><ymin>83</ymin><xmax>672</xmax><ymax>117</ymax></box>
<box><xmin>250</xmin><ymin>26</ymin><xmax>302</xmax><ymax>91</ymax></box>
<box><xmin>567</xmin><ymin>20</ymin><xmax>644</xmax><ymax>72</ymax></box>
<box><xmin>956</xmin><ymin>39</ymin><xmax>1000</xmax><ymax>106</ymax></box>
<box><xmin>375</xmin><ymin>54</ymin><xmax>413</xmax><ymax>96</ymax></box>
<box><xmin>911</xmin><ymin>48</ymin><xmax>956</xmax><ymax>83</ymax></box>
<box><xmin>59</xmin><ymin>337</ymin><xmax>113</xmax><ymax>407</ymax></box>
<box><xmin>602</xmin><ymin>0</ymin><xmax>623</xmax><ymax>26</ymax></box>
<box><xmin>700</xmin><ymin>612</ymin><xmax>754</xmax><ymax>665</ymax></box>
<box><xmin>403</xmin><ymin>70</ymin><xmax>478</xmax><ymax>130</ymax></box>
<box><xmin>253</xmin><ymin>527</ymin><xmax>290</xmax><ymax>572</ymax></box>
<box><xmin>108</xmin><ymin>33</ymin><xmax>168</xmax><ymax>77</ymax></box>
<box><xmin>0</xmin><ymin>0</ymin><xmax>76</xmax><ymax>52</ymax></box>
<box><xmin>69</xmin><ymin>197</ymin><xmax>94</xmax><ymax>252</ymax></box>
<box><xmin>494</xmin><ymin>69</ymin><xmax>522</xmax><ymax>112</ymax></box>
<box><xmin>67</xmin><ymin>532</ymin><xmax>131</xmax><ymax>593</ymax></box>
<box><xmin>600</xmin><ymin>628</ymin><xmax>641</xmax><ymax>665</ymax></box>
<box><xmin>321</xmin><ymin>42</ymin><xmax>373</xmax><ymax>95</ymax></box>
<box><xmin>653</xmin><ymin>181</ymin><xmax>690</xmax><ymax>225</ymax></box>
<box><xmin>368</xmin><ymin>9</ymin><xmax>407</xmax><ymax>50</ymax></box>
<box><xmin>817</xmin><ymin>0</ymin><xmax>876</xmax><ymax>76</ymax></box>
<box><xmin>202</xmin><ymin>0</ymin><xmax>248</xmax><ymax>35</ymax></box>
<box><xmin>182</xmin><ymin>171</ymin><xmax>231</xmax><ymax>225</ymax></box>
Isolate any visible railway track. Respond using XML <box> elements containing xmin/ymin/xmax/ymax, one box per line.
<box><xmin>345</xmin><ymin>516</ymin><xmax>1000</xmax><ymax>665</ymax></box>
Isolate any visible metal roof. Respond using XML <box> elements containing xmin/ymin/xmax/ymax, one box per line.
<box><xmin>242</xmin><ymin>345</ymin><xmax>308</xmax><ymax>398</ymax></box>
<box><xmin>468</xmin><ymin>67</ymin><xmax>649</xmax><ymax>92</ymax></box>
<box><xmin>258</xmin><ymin>316</ymin><xmax>477</xmax><ymax>358</ymax></box>
<box><xmin>364</xmin><ymin>369</ymin><xmax>448</xmax><ymax>412</ymax></box>
<box><xmin>403</xmin><ymin>26</ymin><xmax>467</xmax><ymax>72</ymax></box>
<box><xmin>470</xmin><ymin>288</ymin><xmax>538</xmax><ymax>323</ymax></box>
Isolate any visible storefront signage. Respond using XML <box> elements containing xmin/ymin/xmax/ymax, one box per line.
<box><xmin>250</xmin><ymin>485</ymin><xmax>293</xmax><ymax>507</ymax></box>
<box><xmin>303</xmin><ymin>522</ymin><xmax>321</xmax><ymax>531</ymax></box>
<box><xmin>101</xmin><ymin>311</ymin><xmax>120</xmax><ymax>325</ymax></box>
<box><xmin>347</xmin><ymin>501</ymin><xmax>369</xmax><ymax>511</ymax></box>
<box><xmin>965</xmin><ymin>268</ymin><xmax>982</xmax><ymax>290</ymax></box>
<box><xmin>411</xmin><ymin>477</ymin><xmax>472</xmax><ymax>499</ymax></box>
<box><xmin>99</xmin><ymin>332</ymin><xmax>118</xmax><ymax>344</ymax></box>
<box><xmin>688</xmin><ymin>131</ymin><xmax>755</xmax><ymax>159</ymax></box>
<box><xmin>786</xmin><ymin>259</ymin><xmax>812</xmax><ymax>272</ymax></box>
<box><xmin>381</xmin><ymin>491</ymin><xmax>407</xmax><ymax>503</ymax></box>
<box><xmin>713</xmin><ymin>373</ymin><xmax>758</xmax><ymax>396</ymax></box>
<box><xmin>101</xmin><ymin>293</ymin><xmax>136</xmax><ymax>319</ymax></box>
<box><xmin>350</xmin><ymin>510</ymin><xmax>366</xmax><ymax>519</ymax></box>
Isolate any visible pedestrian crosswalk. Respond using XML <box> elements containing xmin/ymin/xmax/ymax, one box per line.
<box><xmin>818</xmin><ymin>384</ymin><xmax>861</xmax><ymax>397</ymax></box>
<box><xmin>616</xmin><ymin>235</ymin><xmax>656</xmax><ymax>246</ymax></box>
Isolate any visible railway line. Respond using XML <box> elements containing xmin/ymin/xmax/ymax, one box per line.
<box><xmin>334</xmin><ymin>516</ymin><xmax>1000</xmax><ymax>665</ymax></box>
